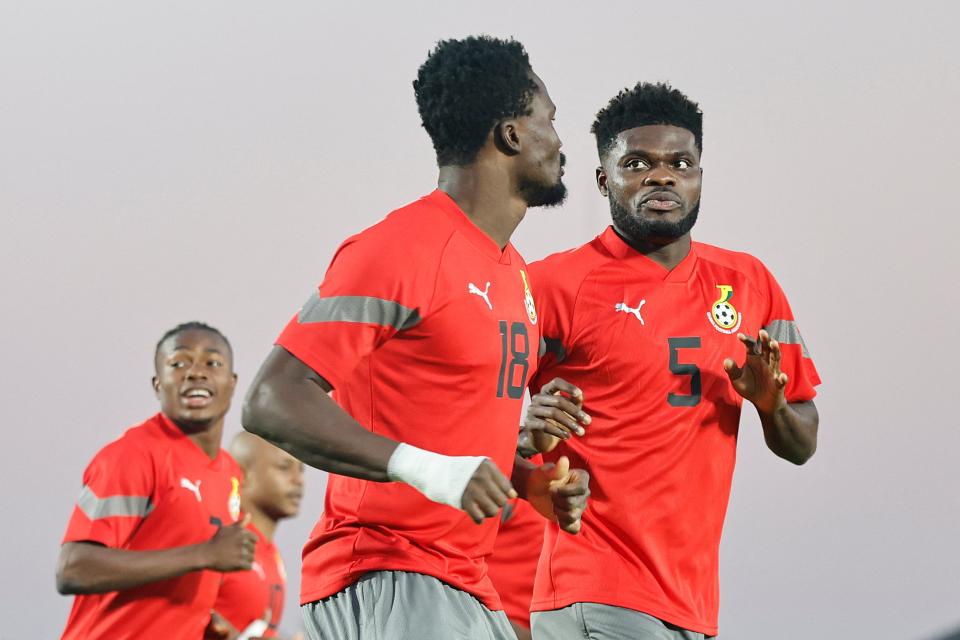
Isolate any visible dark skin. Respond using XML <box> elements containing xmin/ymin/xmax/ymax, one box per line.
<box><xmin>243</xmin><ymin>71</ymin><xmax>589</xmax><ymax>529</ymax></box>
<box><xmin>56</xmin><ymin>330</ymin><xmax>257</xmax><ymax>599</ymax></box>
<box><xmin>210</xmin><ymin>434</ymin><xmax>306</xmax><ymax>640</ymax></box>
<box><xmin>528</xmin><ymin>124</ymin><xmax>817</xmax><ymax>464</ymax></box>
<box><xmin>229</xmin><ymin>432</ymin><xmax>305</xmax><ymax>541</ymax></box>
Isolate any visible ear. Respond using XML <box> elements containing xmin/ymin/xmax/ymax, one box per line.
<box><xmin>151</xmin><ymin>376</ymin><xmax>160</xmax><ymax>396</ymax></box>
<box><xmin>596</xmin><ymin>167</ymin><xmax>608</xmax><ymax>196</ymax></box>
<box><xmin>493</xmin><ymin>120</ymin><xmax>522</xmax><ymax>156</ymax></box>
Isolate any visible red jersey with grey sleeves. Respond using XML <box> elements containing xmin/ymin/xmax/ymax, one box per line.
<box><xmin>60</xmin><ymin>413</ymin><xmax>243</xmax><ymax>640</ymax></box>
<box><xmin>213</xmin><ymin>524</ymin><xmax>285</xmax><ymax>638</ymax></box>
<box><xmin>528</xmin><ymin>227</ymin><xmax>820</xmax><ymax>636</ymax></box>
<box><xmin>276</xmin><ymin>189</ymin><xmax>540</xmax><ymax>610</ymax></box>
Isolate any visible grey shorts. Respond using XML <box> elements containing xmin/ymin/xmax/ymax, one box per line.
<box><xmin>530</xmin><ymin>603</ymin><xmax>713</xmax><ymax>640</ymax></box>
<box><xmin>301</xmin><ymin>570</ymin><xmax>518</xmax><ymax>640</ymax></box>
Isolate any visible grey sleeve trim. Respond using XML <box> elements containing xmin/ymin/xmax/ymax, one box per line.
<box><xmin>763</xmin><ymin>319</ymin><xmax>810</xmax><ymax>358</ymax></box>
<box><xmin>298</xmin><ymin>292</ymin><xmax>422</xmax><ymax>331</ymax></box>
<box><xmin>76</xmin><ymin>486</ymin><xmax>152</xmax><ymax>520</ymax></box>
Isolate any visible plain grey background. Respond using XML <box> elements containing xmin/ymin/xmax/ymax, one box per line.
<box><xmin>2</xmin><ymin>1</ymin><xmax>958</xmax><ymax>638</ymax></box>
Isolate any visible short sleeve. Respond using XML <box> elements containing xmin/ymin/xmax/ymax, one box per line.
<box><xmin>276</xmin><ymin>229</ymin><xmax>436</xmax><ymax>391</ymax></box>
<box><xmin>761</xmin><ymin>266</ymin><xmax>821</xmax><ymax>403</ymax></box>
<box><xmin>62</xmin><ymin>439</ymin><xmax>155</xmax><ymax>548</ymax></box>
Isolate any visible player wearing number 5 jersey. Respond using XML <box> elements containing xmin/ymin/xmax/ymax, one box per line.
<box><xmin>243</xmin><ymin>36</ymin><xmax>590</xmax><ymax>640</ymax></box>
<box><xmin>525</xmin><ymin>83</ymin><xmax>821</xmax><ymax>639</ymax></box>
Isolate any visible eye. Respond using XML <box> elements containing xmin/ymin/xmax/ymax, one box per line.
<box><xmin>676</xmin><ymin>159</ymin><xmax>693</xmax><ymax>169</ymax></box>
<box><xmin>625</xmin><ymin>158</ymin><xmax>649</xmax><ymax>170</ymax></box>
<box><xmin>170</xmin><ymin>360</ymin><xmax>187</xmax><ymax>369</ymax></box>
<box><xmin>208</xmin><ymin>360</ymin><xmax>223</xmax><ymax>368</ymax></box>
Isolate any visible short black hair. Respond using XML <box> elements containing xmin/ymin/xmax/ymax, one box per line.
<box><xmin>414</xmin><ymin>35</ymin><xmax>537</xmax><ymax>166</ymax></box>
<box><xmin>591</xmin><ymin>82</ymin><xmax>703</xmax><ymax>158</ymax></box>
<box><xmin>154</xmin><ymin>321</ymin><xmax>232</xmax><ymax>366</ymax></box>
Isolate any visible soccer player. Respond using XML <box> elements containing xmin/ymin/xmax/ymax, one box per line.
<box><xmin>213</xmin><ymin>432</ymin><xmax>305</xmax><ymax>638</ymax></box>
<box><xmin>242</xmin><ymin>36</ymin><xmax>590</xmax><ymax>640</ymax></box>
<box><xmin>523</xmin><ymin>83</ymin><xmax>821</xmax><ymax>639</ymax></box>
<box><xmin>56</xmin><ymin>322</ymin><xmax>258</xmax><ymax>640</ymax></box>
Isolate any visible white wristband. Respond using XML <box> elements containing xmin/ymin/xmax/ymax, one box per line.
<box><xmin>387</xmin><ymin>443</ymin><xmax>487</xmax><ymax>509</ymax></box>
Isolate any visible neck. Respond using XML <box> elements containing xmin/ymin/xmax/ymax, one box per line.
<box><xmin>244</xmin><ymin>502</ymin><xmax>278</xmax><ymax>540</ymax></box>
<box><xmin>174</xmin><ymin>417</ymin><xmax>224</xmax><ymax>460</ymax></box>
<box><xmin>437</xmin><ymin>162</ymin><xmax>527</xmax><ymax>250</ymax></box>
<box><xmin>614</xmin><ymin>226</ymin><xmax>692</xmax><ymax>271</ymax></box>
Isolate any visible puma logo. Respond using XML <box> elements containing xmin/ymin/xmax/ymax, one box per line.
<box><xmin>180</xmin><ymin>477</ymin><xmax>202</xmax><ymax>502</ymax></box>
<box><xmin>468</xmin><ymin>281</ymin><xmax>492</xmax><ymax>310</ymax></box>
<box><xmin>615</xmin><ymin>300</ymin><xmax>646</xmax><ymax>325</ymax></box>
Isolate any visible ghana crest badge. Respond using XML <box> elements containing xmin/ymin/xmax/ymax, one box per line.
<box><xmin>708</xmin><ymin>284</ymin><xmax>742</xmax><ymax>334</ymax></box>
<box><xmin>228</xmin><ymin>476</ymin><xmax>241</xmax><ymax>521</ymax></box>
<box><xmin>520</xmin><ymin>270</ymin><xmax>538</xmax><ymax>325</ymax></box>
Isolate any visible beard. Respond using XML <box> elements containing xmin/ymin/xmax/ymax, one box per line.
<box><xmin>519</xmin><ymin>152</ymin><xmax>568</xmax><ymax>208</ymax></box>
<box><xmin>609</xmin><ymin>195</ymin><xmax>700</xmax><ymax>242</ymax></box>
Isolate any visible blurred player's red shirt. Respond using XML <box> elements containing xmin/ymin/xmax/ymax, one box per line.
<box><xmin>60</xmin><ymin>413</ymin><xmax>243</xmax><ymax>640</ymax></box>
<box><xmin>486</xmin><ymin>488</ymin><xmax>546</xmax><ymax>629</ymax></box>
<box><xmin>276</xmin><ymin>190</ymin><xmax>540</xmax><ymax>610</ymax></box>
<box><xmin>213</xmin><ymin>524</ymin><xmax>285</xmax><ymax>638</ymax></box>
<box><xmin>528</xmin><ymin>228</ymin><xmax>821</xmax><ymax>636</ymax></box>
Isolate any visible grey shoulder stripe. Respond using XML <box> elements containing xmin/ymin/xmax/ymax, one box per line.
<box><xmin>763</xmin><ymin>319</ymin><xmax>810</xmax><ymax>358</ymax></box>
<box><xmin>298</xmin><ymin>292</ymin><xmax>421</xmax><ymax>330</ymax></box>
<box><xmin>542</xmin><ymin>336</ymin><xmax>567</xmax><ymax>364</ymax></box>
<box><xmin>77</xmin><ymin>486</ymin><xmax>152</xmax><ymax>520</ymax></box>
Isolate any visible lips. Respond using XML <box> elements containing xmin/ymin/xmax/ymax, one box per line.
<box><xmin>181</xmin><ymin>386</ymin><xmax>214</xmax><ymax>408</ymax></box>
<box><xmin>640</xmin><ymin>191</ymin><xmax>682</xmax><ymax>211</ymax></box>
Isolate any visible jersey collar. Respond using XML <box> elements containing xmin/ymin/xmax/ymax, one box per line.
<box><xmin>155</xmin><ymin>412</ymin><xmax>227</xmax><ymax>469</ymax></box>
<box><xmin>598</xmin><ymin>226</ymin><xmax>698</xmax><ymax>283</ymax></box>
<box><xmin>425</xmin><ymin>189</ymin><xmax>514</xmax><ymax>265</ymax></box>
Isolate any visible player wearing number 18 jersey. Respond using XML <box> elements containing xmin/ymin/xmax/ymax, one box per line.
<box><xmin>243</xmin><ymin>37</ymin><xmax>590</xmax><ymax>640</ymax></box>
<box><xmin>525</xmin><ymin>83</ymin><xmax>821</xmax><ymax>639</ymax></box>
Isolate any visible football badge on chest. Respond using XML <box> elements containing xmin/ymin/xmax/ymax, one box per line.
<box><xmin>520</xmin><ymin>270</ymin><xmax>538</xmax><ymax>325</ymax></box>
<box><xmin>707</xmin><ymin>284</ymin><xmax>742</xmax><ymax>334</ymax></box>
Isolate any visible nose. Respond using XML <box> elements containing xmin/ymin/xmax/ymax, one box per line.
<box><xmin>643</xmin><ymin>164</ymin><xmax>676</xmax><ymax>187</ymax></box>
<box><xmin>185</xmin><ymin>362</ymin><xmax>208</xmax><ymax>380</ymax></box>
<box><xmin>291</xmin><ymin>466</ymin><xmax>305</xmax><ymax>487</ymax></box>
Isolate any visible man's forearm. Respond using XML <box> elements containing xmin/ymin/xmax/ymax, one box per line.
<box><xmin>758</xmin><ymin>400</ymin><xmax>818</xmax><ymax>465</ymax></box>
<box><xmin>56</xmin><ymin>541</ymin><xmax>209</xmax><ymax>595</ymax></box>
<box><xmin>242</xmin><ymin>347</ymin><xmax>399</xmax><ymax>481</ymax></box>
<box><xmin>510</xmin><ymin>454</ymin><xmax>537</xmax><ymax>500</ymax></box>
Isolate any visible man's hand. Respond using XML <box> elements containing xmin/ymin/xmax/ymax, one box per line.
<box><xmin>203</xmin><ymin>610</ymin><xmax>238</xmax><ymax>640</ymax></box>
<box><xmin>203</xmin><ymin>514</ymin><xmax>257</xmax><ymax>572</ymax></box>
<box><xmin>461</xmin><ymin>460</ymin><xmax>517</xmax><ymax>524</ymax></box>
<box><xmin>723</xmin><ymin>329</ymin><xmax>788</xmax><ymax>415</ymax></box>
<box><xmin>525</xmin><ymin>456</ymin><xmax>590</xmax><ymax>534</ymax></box>
<box><xmin>524</xmin><ymin>378</ymin><xmax>591</xmax><ymax>453</ymax></box>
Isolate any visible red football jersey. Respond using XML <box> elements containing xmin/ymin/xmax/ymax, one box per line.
<box><xmin>61</xmin><ymin>413</ymin><xmax>243</xmax><ymax>640</ymax></box>
<box><xmin>276</xmin><ymin>190</ymin><xmax>540</xmax><ymax>610</ymax></box>
<box><xmin>486</xmin><ymin>497</ymin><xmax>546</xmax><ymax>629</ymax></box>
<box><xmin>528</xmin><ymin>227</ymin><xmax>821</xmax><ymax>635</ymax></box>
<box><xmin>214</xmin><ymin>524</ymin><xmax>285</xmax><ymax>638</ymax></box>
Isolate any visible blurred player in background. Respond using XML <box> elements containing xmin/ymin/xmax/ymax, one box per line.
<box><xmin>486</xmin><ymin>440</ymin><xmax>547</xmax><ymax>640</ymax></box>
<box><xmin>243</xmin><ymin>36</ymin><xmax>590</xmax><ymax>640</ymax></box>
<box><xmin>524</xmin><ymin>83</ymin><xmax>821</xmax><ymax>639</ymax></box>
<box><xmin>212</xmin><ymin>433</ymin><xmax>305</xmax><ymax>639</ymax></box>
<box><xmin>56</xmin><ymin>322</ymin><xmax>257</xmax><ymax>640</ymax></box>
